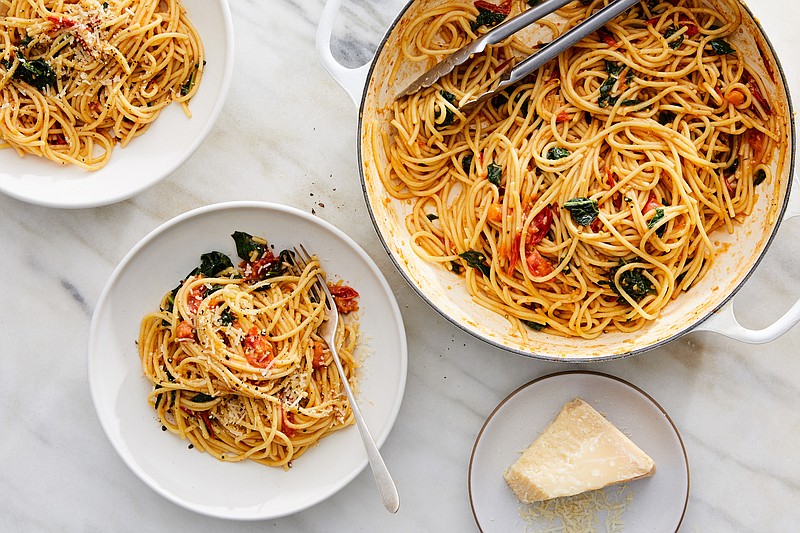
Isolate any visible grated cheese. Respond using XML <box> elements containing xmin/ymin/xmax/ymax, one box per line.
<box><xmin>519</xmin><ymin>484</ymin><xmax>633</xmax><ymax>533</ymax></box>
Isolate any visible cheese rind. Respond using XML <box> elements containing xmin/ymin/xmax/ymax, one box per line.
<box><xmin>504</xmin><ymin>398</ymin><xmax>656</xmax><ymax>503</ymax></box>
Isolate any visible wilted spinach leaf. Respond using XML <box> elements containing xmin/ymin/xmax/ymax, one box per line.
<box><xmin>459</xmin><ymin>250</ymin><xmax>491</xmax><ymax>277</ymax></box>
<box><xmin>563</xmin><ymin>197</ymin><xmax>599</xmax><ymax>226</ymax></box>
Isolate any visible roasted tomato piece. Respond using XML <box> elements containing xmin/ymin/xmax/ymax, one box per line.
<box><xmin>526</xmin><ymin>249</ymin><xmax>554</xmax><ymax>278</ymax></box>
<box><xmin>243</xmin><ymin>326</ymin><xmax>274</xmax><ymax>367</ymax></box>
<box><xmin>328</xmin><ymin>284</ymin><xmax>359</xmax><ymax>314</ymax></box>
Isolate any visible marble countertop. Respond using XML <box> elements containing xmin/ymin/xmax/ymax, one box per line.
<box><xmin>2</xmin><ymin>0</ymin><xmax>800</xmax><ymax>531</ymax></box>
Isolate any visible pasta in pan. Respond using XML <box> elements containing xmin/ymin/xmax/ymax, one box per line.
<box><xmin>0</xmin><ymin>0</ymin><xmax>203</xmax><ymax>170</ymax></box>
<box><xmin>138</xmin><ymin>232</ymin><xmax>361</xmax><ymax>468</ymax></box>
<box><xmin>374</xmin><ymin>0</ymin><xmax>785</xmax><ymax>339</ymax></box>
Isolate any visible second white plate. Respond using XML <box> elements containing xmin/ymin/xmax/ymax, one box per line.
<box><xmin>469</xmin><ymin>371</ymin><xmax>689</xmax><ymax>532</ymax></box>
<box><xmin>88</xmin><ymin>201</ymin><xmax>408</xmax><ymax>519</ymax></box>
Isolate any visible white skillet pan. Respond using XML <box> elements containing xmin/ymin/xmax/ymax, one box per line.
<box><xmin>317</xmin><ymin>0</ymin><xmax>800</xmax><ymax>361</ymax></box>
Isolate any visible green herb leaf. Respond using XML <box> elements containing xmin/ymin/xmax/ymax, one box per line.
<box><xmin>547</xmin><ymin>146</ymin><xmax>570</xmax><ymax>160</ymax></box>
<box><xmin>663</xmin><ymin>26</ymin><xmax>684</xmax><ymax>49</ymax></box>
<box><xmin>563</xmin><ymin>197</ymin><xmax>599</xmax><ymax>226</ymax></box>
<box><xmin>450</xmin><ymin>261</ymin><xmax>464</xmax><ymax>274</ymax></box>
<box><xmin>426</xmin><ymin>213</ymin><xmax>439</xmax><ymax>221</ymax></box>
<box><xmin>471</xmin><ymin>7</ymin><xmax>507</xmax><ymax>31</ymax></box>
<box><xmin>754</xmin><ymin>168</ymin><xmax>767</xmax><ymax>186</ymax></box>
<box><xmin>647</xmin><ymin>207</ymin><xmax>666</xmax><ymax>237</ymax></box>
<box><xmin>605</xmin><ymin>60</ymin><xmax>623</xmax><ymax>76</ymax></box>
<box><xmin>459</xmin><ymin>250</ymin><xmax>491</xmax><ymax>277</ymax></box>
<box><xmin>620</xmin><ymin>99</ymin><xmax>643</xmax><ymax>106</ymax></box>
<box><xmin>521</xmin><ymin>319</ymin><xmax>547</xmax><ymax>331</ymax></box>
<box><xmin>462</xmin><ymin>154</ymin><xmax>474</xmax><ymax>174</ymax></box>
<box><xmin>726</xmin><ymin>157</ymin><xmax>740</xmax><ymax>175</ymax></box>
<box><xmin>218</xmin><ymin>307</ymin><xmax>235</xmax><ymax>326</ymax></box>
<box><xmin>487</xmin><ymin>161</ymin><xmax>502</xmax><ymax>185</ymax></box>
<box><xmin>198</xmin><ymin>251</ymin><xmax>233</xmax><ymax>278</ymax></box>
<box><xmin>180</xmin><ymin>63</ymin><xmax>199</xmax><ymax>96</ymax></box>
<box><xmin>10</xmin><ymin>56</ymin><xmax>56</xmax><ymax>90</ymax></box>
<box><xmin>438</xmin><ymin>90</ymin><xmax>457</xmax><ymax>126</ymax></box>
<box><xmin>190</xmin><ymin>393</ymin><xmax>216</xmax><ymax>403</ymax></box>
<box><xmin>264</xmin><ymin>250</ymin><xmax>293</xmax><ymax>279</ymax></box>
<box><xmin>611</xmin><ymin>260</ymin><xmax>655</xmax><ymax>302</ymax></box>
<box><xmin>232</xmin><ymin>231</ymin><xmax>267</xmax><ymax>262</ymax></box>
<box><xmin>709</xmin><ymin>38</ymin><xmax>735</xmax><ymax>55</ymax></box>
<box><xmin>658</xmin><ymin>111</ymin><xmax>676</xmax><ymax>125</ymax></box>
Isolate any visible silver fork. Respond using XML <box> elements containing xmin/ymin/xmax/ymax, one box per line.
<box><xmin>293</xmin><ymin>245</ymin><xmax>400</xmax><ymax>513</ymax></box>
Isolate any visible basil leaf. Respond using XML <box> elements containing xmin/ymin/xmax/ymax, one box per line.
<box><xmin>426</xmin><ymin>213</ymin><xmax>439</xmax><ymax>221</ymax></box>
<box><xmin>709</xmin><ymin>38</ymin><xmax>735</xmax><ymax>55</ymax></box>
<box><xmin>232</xmin><ymin>231</ymin><xmax>267</xmax><ymax>262</ymax></box>
<box><xmin>547</xmin><ymin>146</ymin><xmax>570</xmax><ymax>160</ymax></box>
<box><xmin>605</xmin><ymin>60</ymin><xmax>623</xmax><ymax>76</ymax></box>
<box><xmin>647</xmin><ymin>207</ymin><xmax>666</xmax><ymax>237</ymax></box>
<box><xmin>462</xmin><ymin>154</ymin><xmax>474</xmax><ymax>174</ymax></box>
<box><xmin>609</xmin><ymin>259</ymin><xmax>655</xmax><ymax>302</ymax></box>
<box><xmin>450</xmin><ymin>261</ymin><xmax>464</xmax><ymax>274</ymax></box>
<box><xmin>598</xmin><ymin>74</ymin><xmax>618</xmax><ymax>108</ymax></box>
<box><xmin>471</xmin><ymin>7</ymin><xmax>507</xmax><ymax>31</ymax></box>
<box><xmin>726</xmin><ymin>157</ymin><xmax>740</xmax><ymax>175</ymax></box>
<box><xmin>754</xmin><ymin>169</ymin><xmax>767</xmax><ymax>186</ymax></box>
<box><xmin>663</xmin><ymin>27</ymin><xmax>684</xmax><ymax>49</ymax></box>
<box><xmin>198</xmin><ymin>251</ymin><xmax>233</xmax><ymax>278</ymax></box>
<box><xmin>11</xmin><ymin>56</ymin><xmax>56</xmax><ymax>90</ymax></box>
<box><xmin>265</xmin><ymin>250</ymin><xmax>293</xmax><ymax>279</ymax></box>
<box><xmin>218</xmin><ymin>308</ymin><xmax>234</xmax><ymax>326</ymax></box>
<box><xmin>180</xmin><ymin>63</ymin><xmax>199</xmax><ymax>96</ymax></box>
<box><xmin>190</xmin><ymin>393</ymin><xmax>216</xmax><ymax>403</ymax></box>
<box><xmin>487</xmin><ymin>161</ymin><xmax>502</xmax><ymax>185</ymax></box>
<box><xmin>459</xmin><ymin>250</ymin><xmax>491</xmax><ymax>277</ymax></box>
<box><xmin>620</xmin><ymin>99</ymin><xmax>643</xmax><ymax>107</ymax></box>
<box><xmin>522</xmin><ymin>320</ymin><xmax>546</xmax><ymax>331</ymax></box>
<box><xmin>563</xmin><ymin>197</ymin><xmax>599</xmax><ymax>226</ymax></box>
<box><xmin>658</xmin><ymin>111</ymin><xmax>676</xmax><ymax>125</ymax></box>
<box><xmin>438</xmin><ymin>90</ymin><xmax>457</xmax><ymax>126</ymax></box>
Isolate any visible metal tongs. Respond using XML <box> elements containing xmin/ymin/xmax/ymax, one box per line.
<box><xmin>396</xmin><ymin>0</ymin><xmax>640</xmax><ymax>111</ymax></box>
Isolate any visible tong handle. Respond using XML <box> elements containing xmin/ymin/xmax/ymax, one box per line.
<box><xmin>474</xmin><ymin>0</ymin><xmax>574</xmax><ymax>51</ymax></box>
<box><xmin>509</xmin><ymin>0</ymin><xmax>639</xmax><ymax>83</ymax></box>
<box><xmin>463</xmin><ymin>0</ymin><xmax>640</xmax><ymax>110</ymax></box>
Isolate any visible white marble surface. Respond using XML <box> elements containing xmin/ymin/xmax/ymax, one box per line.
<box><xmin>2</xmin><ymin>0</ymin><xmax>800</xmax><ymax>531</ymax></box>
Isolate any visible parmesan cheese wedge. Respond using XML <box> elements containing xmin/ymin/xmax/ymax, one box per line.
<box><xmin>504</xmin><ymin>398</ymin><xmax>655</xmax><ymax>503</ymax></box>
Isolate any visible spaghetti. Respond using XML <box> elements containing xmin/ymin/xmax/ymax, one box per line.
<box><xmin>0</xmin><ymin>0</ymin><xmax>203</xmax><ymax>170</ymax></box>
<box><xmin>375</xmin><ymin>0</ymin><xmax>785</xmax><ymax>338</ymax></box>
<box><xmin>138</xmin><ymin>232</ymin><xmax>360</xmax><ymax>468</ymax></box>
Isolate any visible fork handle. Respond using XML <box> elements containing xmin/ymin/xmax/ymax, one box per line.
<box><xmin>332</xmin><ymin>354</ymin><xmax>401</xmax><ymax>513</ymax></box>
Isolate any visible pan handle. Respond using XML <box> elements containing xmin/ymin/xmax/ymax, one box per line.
<box><xmin>317</xmin><ymin>0</ymin><xmax>371</xmax><ymax>106</ymax></box>
<box><xmin>695</xmin><ymin>186</ymin><xmax>800</xmax><ymax>343</ymax></box>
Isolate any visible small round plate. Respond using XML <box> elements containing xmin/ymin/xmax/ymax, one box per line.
<box><xmin>0</xmin><ymin>0</ymin><xmax>234</xmax><ymax>208</ymax></box>
<box><xmin>88</xmin><ymin>201</ymin><xmax>408</xmax><ymax>519</ymax></box>
<box><xmin>469</xmin><ymin>371</ymin><xmax>689</xmax><ymax>532</ymax></box>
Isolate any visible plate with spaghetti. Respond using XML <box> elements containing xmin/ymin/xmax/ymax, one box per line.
<box><xmin>469</xmin><ymin>371</ymin><xmax>689</xmax><ymax>532</ymax></box>
<box><xmin>0</xmin><ymin>0</ymin><xmax>233</xmax><ymax>208</ymax></box>
<box><xmin>88</xmin><ymin>201</ymin><xmax>408</xmax><ymax>519</ymax></box>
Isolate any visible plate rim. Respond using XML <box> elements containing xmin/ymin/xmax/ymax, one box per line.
<box><xmin>468</xmin><ymin>370</ymin><xmax>690</xmax><ymax>533</ymax></box>
<box><xmin>87</xmin><ymin>200</ymin><xmax>408</xmax><ymax>519</ymax></box>
<box><xmin>0</xmin><ymin>0</ymin><xmax>235</xmax><ymax>209</ymax></box>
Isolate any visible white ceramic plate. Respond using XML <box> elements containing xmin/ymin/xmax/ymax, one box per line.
<box><xmin>0</xmin><ymin>0</ymin><xmax>234</xmax><ymax>208</ymax></box>
<box><xmin>469</xmin><ymin>371</ymin><xmax>689</xmax><ymax>532</ymax></box>
<box><xmin>88</xmin><ymin>201</ymin><xmax>408</xmax><ymax>519</ymax></box>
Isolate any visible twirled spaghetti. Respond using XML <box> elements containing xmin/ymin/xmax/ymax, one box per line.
<box><xmin>138</xmin><ymin>232</ymin><xmax>360</xmax><ymax>468</ymax></box>
<box><xmin>375</xmin><ymin>0</ymin><xmax>785</xmax><ymax>338</ymax></box>
<box><xmin>0</xmin><ymin>0</ymin><xmax>203</xmax><ymax>169</ymax></box>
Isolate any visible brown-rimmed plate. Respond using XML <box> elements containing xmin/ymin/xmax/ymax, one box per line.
<box><xmin>469</xmin><ymin>371</ymin><xmax>689</xmax><ymax>532</ymax></box>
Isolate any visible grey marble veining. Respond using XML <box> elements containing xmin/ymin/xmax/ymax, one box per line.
<box><xmin>2</xmin><ymin>0</ymin><xmax>800</xmax><ymax>531</ymax></box>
